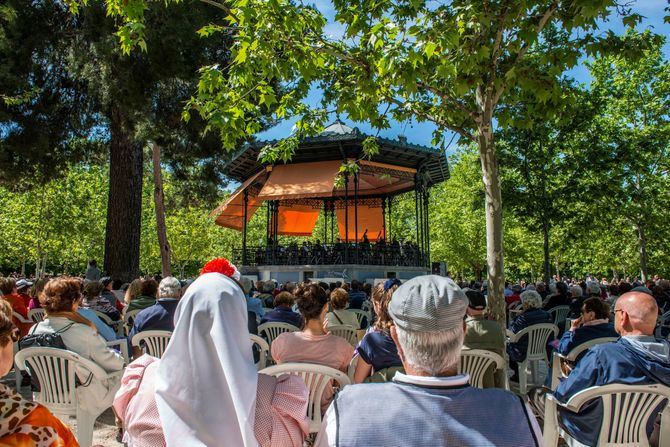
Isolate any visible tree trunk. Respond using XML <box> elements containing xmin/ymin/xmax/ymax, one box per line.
<box><xmin>542</xmin><ymin>212</ymin><xmax>551</xmax><ymax>284</ymax></box>
<box><xmin>636</xmin><ymin>221</ymin><xmax>648</xmax><ymax>282</ymax></box>
<box><xmin>104</xmin><ymin>104</ymin><xmax>143</xmax><ymax>283</ymax></box>
<box><xmin>477</xmin><ymin>121</ymin><xmax>505</xmax><ymax>327</ymax></box>
<box><xmin>152</xmin><ymin>142</ymin><xmax>172</xmax><ymax>277</ymax></box>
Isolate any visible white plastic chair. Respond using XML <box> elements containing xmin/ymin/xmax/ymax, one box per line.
<box><xmin>93</xmin><ymin>310</ymin><xmax>123</xmax><ymax>337</ymax></box>
<box><xmin>459</xmin><ymin>349</ymin><xmax>506</xmax><ymax>389</ymax></box>
<box><xmin>131</xmin><ymin>330</ymin><xmax>172</xmax><ymax>358</ymax></box>
<box><xmin>328</xmin><ymin>324</ymin><xmax>358</xmax><ymax>347</ymax></box>
<box><xmin>507</xmin><ymin>323</ymin><xmax>559</xmax><ymax>394</ymax></box>
<box><xmin>361</xmin><ymin>300</ymin><xmax>372</xmax><ymax>313</ymax></box>
<box><xmin>250</xmin><ymin>334</ymin><xmax>270</xmax><ymax>370</ymax></box>
<box><xmin>260</xmin><ymin>362</ymin><xmax>351</xmax><ymax>433</ymax></box>
<box><xmin>549</xmin><ymin>337</ymin><xmax>618</xmax><ymax>389</ymax></box>
<box><xmin>350</xmin><ymin>309</ymin><xmax>369</xmax><ymax>329</ymax></box>
<box><xmin>258</xmin><ymin>322</ymin><xmax>300</xmax><ymax>346</ymax></box>
<box><xmin>12</xmin><ymin>311</ymin><xmax>32</xmax><ymax>326</ymax></box>
<box><xmin>548</xmin><ymin>305</ymin><xmax>570</xmax><ymax>326</ymax></box>
<box><xmin>123</xmin><ymin>309</ymin><xmax>141</xmax><ymax>335</ymax></box>
<box><xmin>544</xmin><ymin>383</ymin><xmax>670</xmax><ymax>447</ymax></box>
<box><xmin>105</xmin><ymin>339</ymin><xmax>131</xmax><ymax>365</ymax></box>
<box><xmin>15</xmin><ymin>347</ymin><xmax>122</xmax><ymax>447</ymax></box>
<box><xmin>28</xmin><ymin>308</ymin><xmax>46</xmax><ymax>323</ymax></box>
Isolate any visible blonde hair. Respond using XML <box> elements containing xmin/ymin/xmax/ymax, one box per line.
<box><xmin>124</xmin><ymin>279</ymin><xmax>143</xmax><ymax>305</ymax></box>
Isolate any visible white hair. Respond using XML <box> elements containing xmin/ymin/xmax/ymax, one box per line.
<box><xmin>520</xmin><ymin>290</ymin><xmax>542</xmax><ymax>309</ymax></box>
<box><xmin>394</xmin><ymin>325</ymin><xmax>464</xmax><ymax>376</ymax></box>
<box><xmin>238</xmin><ymin>277</ymin><xmax>253</xmax><ymax>295</ymax></box>
<box><xmin>586</xmin><ymin>281</ymin><xmax>601</xmax><ymax>295</ymax></box>
<box><xmin>159</xmin><ymin>276</ymin><xmax>182</xmax><ymax>299</ymax></box>
<box><xmin>548</xmin><ymin>283</ymin><xmax>557</xmax><ymax>294</ymax></box>
<box><xmin>570</xmin><ymin>285</ymin><xmax>583</xmax><ymax>298</ymax></box>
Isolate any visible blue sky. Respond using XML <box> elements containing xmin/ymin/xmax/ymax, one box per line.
<box><xmin>257</xmin><ymin>1</ymin><xmax>669</xmax><ymax>153</ymax></box>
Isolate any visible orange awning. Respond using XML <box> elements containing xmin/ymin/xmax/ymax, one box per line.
<box><xmin>337</xmin><ymin>204</ymin><xmax>384</xmax><ymax>242</ymax></box>
<box><xmin>211</xmin><ymin>171</ymin><xmax>265</xmax><ymax>230</ymax></box>
<box><xmin>257</xmin><ymin>160</ymin><xmax>342</xmax><ymax>200</ymax></box>
<box><xmin>277</xmin><ymin>204</ymin><xmax>320</xmax><ymax>236</ymax></box>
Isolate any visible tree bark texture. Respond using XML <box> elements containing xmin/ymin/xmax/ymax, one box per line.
<box><xmin>104</xmin><ymin>105</ymin><xmax>143</xmax><ymax>283</ymax></box>
<box><xmin>636</xmin><ymin>221</ymin><xmax>648</xmax><ymax>282</ymax></box>
<box><xmin>152</xmin><ymin>143</ymin><xmax>172</xmax><ymax>277</ymax></box>
<box><xmin>542</xmin><ymin>212</ymin><xmax>551</xmax><ymax>284</ymax></box>
<box><xmin>477</xmin><ymin>123</ymin><xmax>506</xmax><ymax>327</ymax></box>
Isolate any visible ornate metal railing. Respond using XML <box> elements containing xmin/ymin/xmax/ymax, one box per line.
<box><xmin>233</xmin><ymin>243</ymin><xmax>428</xmax><ymax>268</ymax></box>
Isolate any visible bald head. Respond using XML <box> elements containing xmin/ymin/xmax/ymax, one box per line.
<box><xmin>614</xmin><ymin>292</ymin><xmax>658</xmax><ymax>336</ymax></box>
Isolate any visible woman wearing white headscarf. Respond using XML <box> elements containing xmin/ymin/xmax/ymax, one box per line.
<box><xmin>113</xmin><ymin>262</ymin><xmax>310</xmax><ymax>447</ymax></box>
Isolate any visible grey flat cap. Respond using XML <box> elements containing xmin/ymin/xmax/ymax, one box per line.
<box><xmin>388</xmin><ymin>275</ymin><xmax>467</xmax><ymax>332</ymax></box>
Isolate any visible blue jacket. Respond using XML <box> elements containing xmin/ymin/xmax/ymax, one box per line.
<box><xmin>77</xmin><ymin>308</ymin><xmax>118</xmax><ymax>342</ymax></box>
<box><xmin>556</xmin><ymin>322</ymin><xmax>618</xmax><ymax>359</ymax></box>
<box><xmin>554</xmin><ymin>336</ymin><xmax>670</xmax><ymax>446</ymax></box>
<box><xmin>128</xmin><ymin>299</ymin><xmax>179</xmax><ymax>341</ymax></box>
<box><xmin>507</xmin><ymin>308</ymin><xmax>553</xmax><ymax>362</ymax></box>
<box><xmin>348</xmin><ymin>291</ymin><xmax>368</xmax><ymax>309</ymax></box>
<box><xmin>260</xmin><ymin>306</ymin><xmax>303</xmax><ymax>328</ymax></box>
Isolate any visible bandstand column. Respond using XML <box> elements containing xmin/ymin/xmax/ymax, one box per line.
<box><xmin>242</xmin><ymin>189</ymin><xmax>248</xmax><ymax>266</ymax></box>
<box><xmin>424</xmin><ymin>187</ymin><xmax>430</xmax><ymax>268</ymax></box>
<box><xmin>388</xmin><ymin>197</ymin><xmax>392</xmax><ymax>242</ymax></box>
<box><xmin>354</xmin><ymin>172</ymin><xmax>359</xmax><ymax>264</ymax></box>
<box><xmin>330</xmin><ymin>200</ymin><xmax>335</xmax><ymax>245</ymax></box>
<box><xmin>381</xmin><ymin>197</ymin><xmax>387</xmax><ymax>240</ymax></box>
<box><xmin>344</xmin><ymin>173</ymin><xmax>349</xmax><ymax>263</ymax></box>
<box><xmin>414</xmin><ymin>178</ymin><xmax>420</xmax><ymax>263</ymax></box>
<box><xmin>273</xmin><ymin>201</ymin><xmax>279</xmax><ymax>264</ymax></box>
<box><xmin>323</xmin><ymin>199</ymin><xmax>328</xmax><ymax>243</ymax></box>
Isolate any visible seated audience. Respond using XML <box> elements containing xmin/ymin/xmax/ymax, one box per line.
<box><xmin>100</xmin><ymin>276</ymin><xmax>120</xmax><ymax>308</ymax></box>
<box><xmin>260</xmin><ymin>292</ymin><xmax>303</xmax><ymax>328</ymax></box>
<box><xmin>15</xmin><ymin>279</ymin><xmax>32</xmax><ymax>308</ymax></box>
<box><xmin>0</xmin><ymin>277</ymin><xmax>31</xmax><ymax>335</ymax></box>
<box><xmin>315</xmin><ymin>275</ymin><xmax>541</xmax><ymax>446</ymax></box>
<box><xmin>530</xmin><ymin>292</ymin><xmax>670</xmax><ymax>447</ymax></box>
<box><xmin>0</xmin><ymin>303</ymin><xmax>78</xmax><ymax>445</ymax></box>
<box><xmin>126</xmin><ymin>278</ymin><xmax>158</xmax><ymax>313</ymax></box>
<box><xmin>568</xmin><ymin>281</ymin><xmax>600</xmax><ymax>318</ymax></box>
<box><xmin>113</xmin><ymin>262</ymin><xmax>309</xmax><ymax>447</ymax></box>
<box><xmin>353</xmin><ymin>280</ymin><xmax>403</xmax><ymax>383</ymax></box>
<box><xmin>325</xmin><ymin>288</ymin><xmax>359</xmax><ymax>329</ymax></box>
<box><xmin>505</xmin><ymin>284</ymin><xmax>522</xmax><ymax>307</ymax></box>
<box><xmin>555</xmin><ymin>297</ymin><xmax>618</xmax><ymax>358</ymax></box>
<box><xmin>463</xmin><ymin>290</ymin><xmax>506</xmax><ymax>388</ymax></box>
<box><xmin>543</xmin><ymin>281</ymin><xmax>570</xmax><ymax>310</ymax></box>
<box><xmin>271</xmin><ymin>283</ymin><xmax>354</xmax><ymax>410</ymax></box>
<box><xmin>347</xmin><ymin>280</ymin><xmax>368</xmax><ymax>309</ymax></box>
<box><xmin>32</xmin><ymin>277</ymin><xmax>124</xmax><ymax>418</ymax></box>
<box><xmin>27</xmin><ymin>279</ymin><xmax>47</xmax><ymax>310</ymax></box>
<box><xmin>129</xmin><ymin>276</ymin><xmax>181</xmax><ymax>355</ymax></box>
<box><xmin>258</xmin><ymin>281</ymin><xmax>276</xmax><ymax>309</ymax></box>
<box><xmin>124</xmin><ymin>278</ymin><xmax>144</xmax><ymax>308</ymax></box>
<box><xmin>82</xmin><ymin>280</ymin><xmax>121</xmax><ymax>322</ymax></box>
<box><xmin>507</xmin><ymin>289</ymin><xmax>552</xmax><ymax>382</ymax></box>
<box><xmin>241</xmin><ymin>277</ymin><xmax>264</xmax><ymax>322</ymax></box>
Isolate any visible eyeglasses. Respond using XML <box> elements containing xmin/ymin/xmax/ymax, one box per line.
<box><xmin>614</xmin><ymin>309</ymin><xmax>626</xmax><ymax>315</ymax></box>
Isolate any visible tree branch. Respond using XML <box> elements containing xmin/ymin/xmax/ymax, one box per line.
<box><xmin>416</xmin><ymin>81</ymin><xmax>480</xmax><ymax>122</ymax></box>
<box><xmin>386</xmin><ymin>96</ymin><xmax>475</xmax><ymax>142</ymax></box>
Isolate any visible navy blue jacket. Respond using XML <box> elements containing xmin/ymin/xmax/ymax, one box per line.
<box><xmin>557</xmin><ymin>322</ymin><xmax>618</xmax><ymax>360</ymax></box>
<box><xmin>348</xmin><ymin>291</ymin><xmax>368</xmax><ymax>310</ymax></box>
<box><xmin>554</xmin><ymin>337</ymin><xmax>670</xmax><ymax>446</ymax></box>
<box><xmin>260</xmin><ymin>306</ymin><xmax>303</xmax><ymax>328</ymax></box>
<box><xmin>128</xmin><ymin>298</ymin><xmax>179</xmax><ymax>341</ymax></box>
<box><xmin>507</xmin><ymin>308</ymin><xmax>553</xmax><ymax>362</ymax></box>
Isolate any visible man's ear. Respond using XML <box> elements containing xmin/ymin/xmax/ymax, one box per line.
<box><xmin>389</xmin><ymin>325</ymin><xmax>405</xmax><ymax>362</ymax></box>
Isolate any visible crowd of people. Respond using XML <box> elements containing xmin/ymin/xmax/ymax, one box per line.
<box><xmin>0</xmin><ymin>260</ymin><xmax>669</xmax><ymax>446</ymax></box>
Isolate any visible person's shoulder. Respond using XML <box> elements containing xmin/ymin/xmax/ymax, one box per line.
<box><xmin>336</xmin><ymin>381</ymin><xmax>397</xmax><ymax>402</ymax></box>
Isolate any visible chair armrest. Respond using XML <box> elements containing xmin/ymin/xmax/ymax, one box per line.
<box><xmin>106</xmin><ymin>339</ymin><xmax>130</xmax><ymax>365</ymax></box>
<box><xmin>12</xmin><ymin>312</ymin><xmax>32</xmax><ymax>324</ymax></box>
<box><xmin>505</xmin><ymin>329</ymin><xmax>518</xmax><ymax>342</ymax></box>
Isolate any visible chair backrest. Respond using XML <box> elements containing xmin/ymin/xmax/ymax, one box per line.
<box><xmin>258</xmin><ymin>322</ymin><xmax>300</xmax><ymax>345</ymax></box>
<box><xmin>513</xmin><ymin>323</ymin><xmax>559</xmax><ymax>361</ymax></box>
<box><xmin>28</xmin><ymin>308</ymin><xmax>46</xmax><ymax>323</ymax></box>
<box><xmin>123</xmin><ymin>309</ymin><xmax>142</xmax><ymax>333</ymax></box>
<box><xmin>459</xmin><ymin>349</ymin><xmax>505</xmax><ymax>389</ymax></box>
<box><xmin>250</xmin><ymin>334</ymin><xmax>270</xmax><ymax>370</ymax></box>
<box><xmin>328</xmin><ymin>325</ymin><xmax>358</xmax><ymax>347</ymax></box>
<box><xmin>564</xmin><ymin>337</ymin><xmax>618</xmax><ymax>362</ymax></box>
<box><xmin>260</xmin><ymin>362</ymin><xmax>351</xmax><ymax>433</ymax></box>
<box><xmin>548</xmin><ymin>305</ymin><xmax>570</xmax><ymax>325</ymax></box>
<box><xmin>12</xmin><ymin>311</ymin><xmax>31</xmax><ymax>324</ymax></box>
<box><xmin>93</xmin><ymin>310</ymin><xmax>114</xmax><ymax>326</ymax></box>
<box><xmin>14</xmin><ymin>347</ymin><xmax>106</xmax><ymax>417</ymax></box>
<box><xmin>562</xmin><ymin>383</ymin><xmax>670</xmax><ymax>447</ymax></box>
<box><xmin>360</xmin><ymin>300</ymin><xmax>372</xmax><ymax>313</ymax></box>
<box><xmin>131</xmin><ymin>330</ymin><xmax>172</xmax><ymax>358</ymax></box>
<box><xmin>349</xmin><ymin>309</ymin><xmax>369</xmax><ymax>329</ymax></box>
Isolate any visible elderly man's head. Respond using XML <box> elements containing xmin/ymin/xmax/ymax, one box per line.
<box><xmin>388</xmin><ymin>275</ymin><xmax>467</xmax><ymax>376</ymax></box>
<box><xmin>586</xmin><ymin>281</ymin><xmax>601</xmax><ymax>296</ymax></box>
<box><xmin>570</xmin><ymin>285</ymin><xmax>583</xmax><ymax>298</ymax></box>
<box><xmin>520</xmin><ymin>290</ymin><xmax>542</xmax><ymax>310</ymax></box>
<box><xmin>614</xmin><ymin>291</ymin><xmax>658</xmax><ymax>336</ymax></box>
<box><xmin>158</xmin><ymin>277</ymin><xmax>182</xmax><ymax>299</ymax></box>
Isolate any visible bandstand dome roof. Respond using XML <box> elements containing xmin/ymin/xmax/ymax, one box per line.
<box><xmin>212</xmin><ymin>121</ymin><xmax>449</xmax><ymax>237</ymax></box>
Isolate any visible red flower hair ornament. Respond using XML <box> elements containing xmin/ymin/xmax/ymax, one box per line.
<box><xmin>200</xmin><ymin>258</ymin><xmax>241</xmax><ymax>281</ymax></box>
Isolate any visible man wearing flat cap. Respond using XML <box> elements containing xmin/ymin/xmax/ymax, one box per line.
<box><xmin>315</xmin><ymin>275</ymin><xmax>542</xmax><ymax>447</ymax></box>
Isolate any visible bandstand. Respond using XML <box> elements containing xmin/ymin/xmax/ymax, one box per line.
<box><xmin>211</xmin><ymin>121</ymin><xmax>449</xmax><ymax>283</ymax></box>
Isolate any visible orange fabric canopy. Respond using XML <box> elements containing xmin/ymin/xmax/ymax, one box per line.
<box><xmin>211</xmin><ymin>171</ymin><xmax>265</xmax><ymax>230</ymax></box>
<box><xmin>337</xmin><ymin>205</ymin><xmax>384</xmax><ymax>242</ymax></box>
<box><xmin>257</xmin><ymin>161</ymin><xmax>342</xmax><ymax>200</ymax></box>
<box><xmin>277</xmin><ymin>204</ymin><xmax>320</xmax><ymax>236</ymax></box>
